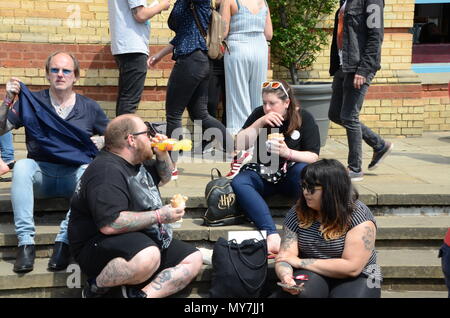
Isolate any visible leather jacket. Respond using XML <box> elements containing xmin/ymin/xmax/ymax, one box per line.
<box><xmin>329</xmin><ymin>0</ymin><xmax>384</xmax><ymax>78</ymax></box>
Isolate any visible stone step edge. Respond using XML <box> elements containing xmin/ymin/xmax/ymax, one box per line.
<box><xmin>0</xmin><ymin>249</ymin><xmax>445</xmax><ymax>291</ymax></box>
<box><xmin>2</xmin><ymin>192</ymin><xmax>450</xmax><ymax>214</ymax></box>
<box><xmin>1</xmin><ymin>217</ymin><xmax>449</xmax><ymax>247</ymax></box>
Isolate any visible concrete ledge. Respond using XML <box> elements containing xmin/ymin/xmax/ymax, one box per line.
<box><xmin>0</xmin><ymin>249</ymin><xmax>444</xmax><ymax>291</ymax></box>
<box><xmin>1</xmin><ymin>216</ymin><xmax>449</xmax><ymax>247</ymax></box>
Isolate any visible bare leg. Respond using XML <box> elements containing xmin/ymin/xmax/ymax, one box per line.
<box><xmin>0</xmin><ymin>159</ymin><xmax>10</xmax><ymax>175</ymax></box>
<box><xmin>142</xmin><ymin>250</ymin><xmax>203</xmax><ymax>298</ymax></box>
<box><xmin>96</xmin><ymin>246</ymin><xmax>160</xmax><ymax>288</ymax></box>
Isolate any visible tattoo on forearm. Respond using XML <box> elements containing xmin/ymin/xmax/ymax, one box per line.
<box><xmin>156</xmin><ymin>158</ymin><xmax>172</xmax><ymax>181</ymax></box>
<box><xmin>280</xmin><ymin>226</ymin><xmax>297</xmax><ymax>251</ymax></box>
<box><xmin>277</xmin><ymin>261</ymin><xmax>294</xmax><ymax>278</ymax></box>
<box><xmin>110</xmin><ymin>211</ymin><xmax>156</xmax><ymax>232</ymax></box>
<box><xmin>300</xmin><ymin>259</ymin><xmax>316</xmax><ymax>268</ymax></box>
<box><xmin>362</xmin><ymin>225</ymin><xmax>375</xmax><ymax>251</ymax></box>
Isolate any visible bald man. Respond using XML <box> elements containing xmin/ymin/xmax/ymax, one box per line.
<box><xmin>1</xmin><ymin>52</ymin><xmax>109</xmax><ymax>273</ymax></box>
<box><xmin>68</xmin><ymin>114</ymin><xmax>202</xmax><ymax>298</ymax></box>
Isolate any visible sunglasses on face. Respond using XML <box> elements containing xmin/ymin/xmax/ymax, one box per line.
<box><xmin>50</xmin><ymin>68</ymin><xmax>73</xmax><ymax>75</ymax></box>
<box><xmin>301</xmin><ymin>182</ymin><xmax>323</xmax><ymax>194</ymax></box>
<box><xmin>262</xmin><ymin>81</ymin><xmax>289</xmax><ymax>97</ymax></box>
<box><xmin>125</xmin><ymin>122</ymin><xmax>158</xmax><ymax>140</ymax></box>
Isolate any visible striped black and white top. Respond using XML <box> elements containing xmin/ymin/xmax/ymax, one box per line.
<box><xmin>284</xmin><ymin>200</ymin><xmax>383</xmax><ymax>281</ymax></box>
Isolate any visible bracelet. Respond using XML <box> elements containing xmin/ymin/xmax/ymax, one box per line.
<box><xmin>155</xmin><ymin>209</ymin><xmax>162</xmax><ymax>224</ymax></box>
<box><xmin>3</xmin><ymin>96</ymin><xmax>14</xmax><ymax>107</ymax></box>
<box><xmin>286</xmin><ymin>149</ymin><xmax>293</xmax><ymax>161</ymax></box>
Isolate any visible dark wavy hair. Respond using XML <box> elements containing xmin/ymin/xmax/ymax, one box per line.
<box><xmin>296</xmin><ymin>159</ymin><xmax>358</xmax><ymax>240</ymax></box>
<box><xmin>261</xmin><ymin>79</ymin><xmax>302</xmax><ymax>136</ymax></box>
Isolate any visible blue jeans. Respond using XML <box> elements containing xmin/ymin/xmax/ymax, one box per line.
<box><xmin>0</xmin><ymin>131</ymin><xmax>15</xmax><ymax>163</ymax></box>
<box><xmin>328</xmin><ymin>69</ymin><xmax>385</xmax><ymax>173</ymax></box>
<box><xmin>231</xmin><ymin>163</ymin><xmax>307</xmax><ymax>235</ymax></box>
<box><xmin>11</xmin><ymin>159</ymin><xmax>87</xmax><ymax>246</ymax></box>
<box><xmin>439</xmin><ymin>243</ymin><xmax>450</xmax><ymax>298</ymax></box>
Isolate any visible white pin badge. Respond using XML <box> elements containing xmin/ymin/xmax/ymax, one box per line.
<box><xmin>291</xmin><ymin>130</ymin><xmax>300</xmax><ymax>140</ymax></box>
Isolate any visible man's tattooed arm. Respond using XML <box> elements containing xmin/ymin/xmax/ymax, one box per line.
<box><xmin>155</xmin><ymin>157</ymin><xmax>173</xmax><ymax>185</ymax></box>
<box><xmin>102</xmin><ymin>211</ymin><xmax>157</xmax><ymax>235</ymax></box>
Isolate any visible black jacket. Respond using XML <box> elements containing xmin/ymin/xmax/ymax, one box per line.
<box><xmin>329</xmin><ymin>0</ymin><xmax>384</xmax><ymax>78</ymax></box>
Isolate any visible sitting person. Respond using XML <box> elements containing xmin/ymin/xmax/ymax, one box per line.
<box><xmin>0</xmin><ymin>131</ymin><xmax>15</xmax><ymax>182</ymax></box>
<box><xmin>68</xmin><ymin>114</ymin><xmax>202</xmax><ymax>298</ymax></box>
<box><xmin>273</xmin><ymin>159</ymin><xmax>382</xmax><ymax>298</ymax></box>
<box><xmin>0</xmin><ymin>52</ymin><xmax>109</xmax><ymax>273</ymax></box>
<box><xmin>230</xmin><ymin>80</ymin><xmax>320</xmax><ymax>255</ymax></box>
<box><xmin>439</xmin><ymin>228</ymin><xmax>450</xmax><ymax>298</ymax></box>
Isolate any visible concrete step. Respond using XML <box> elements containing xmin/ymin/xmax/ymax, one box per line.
<box><xmin>1</xmin><ymin>216</ymin><xmax>448</xmax><ymax>250</ymax></box>
<box><xmin>0</xmin><ymin>248</ymin><xmax>446</xmax><ymax>297</ymax></box>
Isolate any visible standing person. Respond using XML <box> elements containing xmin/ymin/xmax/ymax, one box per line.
<box><xmin>69</xmin><ymin>114</ymin><xmax>202</xmax><ymax>298</ymax></box>
<box><xmin>273</xmin><ymin>159</ymin><xmax>382</xmax><ymax>298</ymax></box>
<box><xmin>149</xmin><ymin>0</ymin><xmax>234</xmax><ymax>179</ymax></box>
<box><xmin>0</xmin><ymin>52</ymin><xmax>109</xmax><ymax>273</ymax></box>
<box><xmin>328</xmin><ymin>0</ymin><xmax>393</xmax><ymax>181</ymax></box>
<box><xmin>108</xmin><ymin>0</ymin><xmax>171</xmax><ymax>116</ymax></box>
<box><xmin>230</xmin><ymin>80</ymin><xmax>320</xmax><ymax>255</ymax></box>
<box><xmin>221</xmin><ymin>0</ymin><xmax>272</xmax><ymax>135</ymax></box>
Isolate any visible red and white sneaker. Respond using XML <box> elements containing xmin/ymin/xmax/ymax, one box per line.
<box><xmin>225</xmin><ymin>150</ymin><xmax>252</xmax><ymax>178</ymax></box>
<box><xmin>171</xmin><ymin>167</ymin><xmax>179</xmax><ymax>181</ymax></box>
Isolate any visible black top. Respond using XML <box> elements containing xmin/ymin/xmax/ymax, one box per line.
<box><xmin>242</xmin><ymin>107</ymin><xmax>321</xmax><ymax>166</ymax></box>
<box><xmin>68</xmin><ymin>150</ymin><xmax>173</xmax><ymax>257</ymax></box>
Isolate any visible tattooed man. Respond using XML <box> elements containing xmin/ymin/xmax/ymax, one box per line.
<box><xmin>68</xmin><ymin>114</ymin><xmax>202</xmax><ymax>298</ymax></box>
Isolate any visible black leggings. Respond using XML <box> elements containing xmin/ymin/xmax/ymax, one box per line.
<box><xmin>271</xmin><ymin>270</ymin><xmax>381</xmax><ymax>298</ymax></box>
<box><xmin>165</xmin><ymin>50</ymin><xmax>234</xmax><ymax>156</ymax></box>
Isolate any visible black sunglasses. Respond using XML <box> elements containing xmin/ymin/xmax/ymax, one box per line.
<box><xmin>125</xmin><ymin>122</ymin><xmax>157</xmax><ymax>140</ymax></box>
<box><xmin>301</xmin><ymin>182</ymin><xmax>323</xmax><ymax>194</ymax></box>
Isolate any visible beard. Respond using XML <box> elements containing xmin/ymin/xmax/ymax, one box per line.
<box><xmin>135</xmin><ymin>139</ymin><xmax>153</xmax><ymax>163</ymax></box>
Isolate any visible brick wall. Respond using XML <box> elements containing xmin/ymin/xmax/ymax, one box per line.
<box><xmin>0</xmin><ymin>0</ymin><xmax>449</xmax><ymax>150</ymax></box>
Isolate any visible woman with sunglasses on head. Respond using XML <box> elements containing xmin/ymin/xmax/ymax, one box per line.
<box><xmin>272</xmin><ymin>159</ymin><xmax>382</xmax><ymax>298</ymax></box>
<box><xmin>231</xmin><ymin>79</ymin><xmax>320</xmax><ymax>255</ymax></box>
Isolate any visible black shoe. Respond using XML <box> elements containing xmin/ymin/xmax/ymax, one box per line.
<box><xmin>7</xmin><ymin>161</ymin><xmax>15</xmax><ymax>170</ymax></box>
<box><xmin>48</xmin><ymin>242</ymin><xmax>71</xmax><ymax>271</ymax></box>
<box><xmin>82</xmin><ymin>279</ymin><xmax>110</xmax><ymax>298</ymax></box>
<box><xmin>13</xmin><ymin>245</ymin><xmax>35</xmax><ymax>273</ymax></box>
<box><xmin>121</xmin><ymin>286</ymin><xmax>147</xmax><ymax>298</ymax></box>
<box><xmin>368</xmin><ymin>141</ymin><xmax>394</xmax><ymax>171</ymax></box>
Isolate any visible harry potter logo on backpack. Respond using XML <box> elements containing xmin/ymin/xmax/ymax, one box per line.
<box><xmin>203</xmin><ymin>168</ymin><xmax>246</xmax><ymax>226</ymax></box>
<box><xmin>190</xmin><ymin>0</ymin><xmax>229</xmax><ymax>60</ymax></box>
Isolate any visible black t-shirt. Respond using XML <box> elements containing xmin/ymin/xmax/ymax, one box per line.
<box><xmin>68</xmin><ymin>150</ymin><xmax>171</xmax><ymax>257</ymax></box>
<box><xmin>242</xmin><ymin>107</ymin><xmax>321</xmax><ymax>166</ymax></box>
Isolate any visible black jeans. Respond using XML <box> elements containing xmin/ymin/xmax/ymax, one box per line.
<box><xmin>114</xmin><ymin>53</ymin><xmax>148</xmax><ymax>116</ymax></box>
<box><xmin>165</xmin><ymin>50</ymin><xmax>233</xmax><ymax>156</ymax></box>
<box><xmin>328</xmin><ymin>68</ymin><xmax>385</xmax><ymax>173</ymax></box>
<box><xmin>208</xmin><ymin>58</ymin><xmax>226</xmax><ymax>125</ymax></box>
<box><xmin>271</xmin><ymin>270</ymin><xmax>381</xmax><ymax>298</ymax></box>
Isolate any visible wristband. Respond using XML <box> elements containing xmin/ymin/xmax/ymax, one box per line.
<box><xmin>155</xmin><ymin>209</ymin><xmax>162</xmax><ymax>224</ymax></box>
<box><xmin>3</xmin><ymin>96</ymin><xmax>14</xmax><ymax>108</ymax></box>
<box><xmin>286</xmin><ymin>149</ymin><xmax>293</xmax><ymax>161</ymax></box>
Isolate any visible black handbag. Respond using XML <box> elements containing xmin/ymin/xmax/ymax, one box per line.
<box><xmin>209</xmin><ymin>237</ymin><xmax>268</xmax><ymax>298</ymax></box>
<box><xmin>203</xmin><ymin>168</ymin><xmax>246</xmax><ymax>226</ymax></box>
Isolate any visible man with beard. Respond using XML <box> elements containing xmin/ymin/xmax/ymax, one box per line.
<box><xmin>68</xmin><ymin>114</ymin><xmax>202</xmax><ymax>298</ymax></box>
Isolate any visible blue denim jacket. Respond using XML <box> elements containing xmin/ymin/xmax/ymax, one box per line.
<box><xmin>168</xmin><ymin>0</ymin><xmax>211</xmax><ymax>60</ymax></box>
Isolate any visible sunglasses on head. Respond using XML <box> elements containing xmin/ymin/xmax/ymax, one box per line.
<box><xmin>262</xmin><ymin>81</ymin><xmax>289</xmax><ymax>97</ymax></box>
<box><xmin>125</xmin><ymin>122</ymin><xmax>157</xmax><ymax>140</ymax></box>
<box><xmin>50</xmin><ymin>68</ymin><xmax>73</xmax><ymax>75</ymax></box>
<box><xmin>301</xmin><ymin>181</ymin><xmax>323</xmax><ymax>194</ymax></box>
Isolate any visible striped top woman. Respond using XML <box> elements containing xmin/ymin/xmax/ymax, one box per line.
<box><xmin>273</xmin><ymin>158</ymin><xmax>382</xmax><ymax>298</ymax></box>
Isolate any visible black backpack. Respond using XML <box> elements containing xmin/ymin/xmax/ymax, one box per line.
<box><xmin>203</xmin><ymin>168</ymin><xmax>246</xmax><ymax>226</ymax></box>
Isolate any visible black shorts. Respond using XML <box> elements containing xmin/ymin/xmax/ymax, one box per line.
<box><xmin>75</xmin><ymin>231</ymin><xmax>198</xmax><ymax>278</ymax></box>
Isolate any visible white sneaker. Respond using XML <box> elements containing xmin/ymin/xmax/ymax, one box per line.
<box><xmin>225</xmin><ymin>150</ymin><xmax>252</xmax><ymax>178</ymax></box>
<box><xmin>171</xmin><ymin>167</ymin><xmax>179</xmax><ymax>181</ymax></box>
